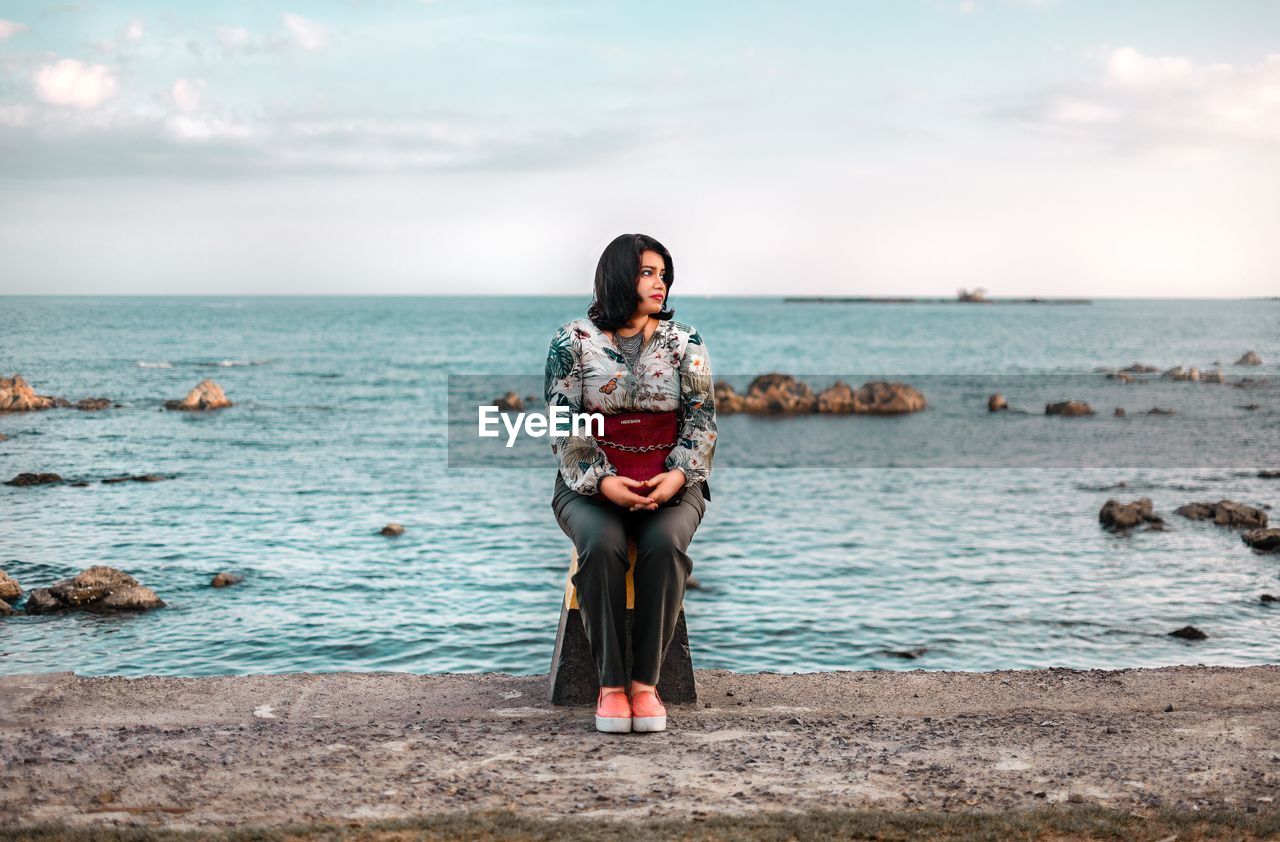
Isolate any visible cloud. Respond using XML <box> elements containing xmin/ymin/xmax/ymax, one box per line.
<box><xmin>214</xmin><ymin>25</ymin><xmax>288</xmax><ymax>55</ymax></box>
<box><xmin>1104</xmin><ymin>46</ymin><xmax>1199</xmax><ymax>90</ymax></box>
<box><xmin>0</xmin><ymin>99</ymin><xmax>656</xmax><ymax>180</ymax></box>
<box><xmin>213</xmin><ymin>16</ymin><xmax>325</xmax><ymax>55</ymax></box>
<box><xmin>0</xmin><ymin>18</ymin><xmax>29</xmax><ymax>39</ymax></box>
<box><xmin>216</xmin><ymin>25</ymin><xmax>255</xmax><ymax>52</ymax></box>
<box><xmin>214</xmin><ymin>25</ymin><xmax>289</xmax><ymax>55</ymax></box>
<box><xmin>165</xmin><ymin>114</ymin><xmax>250</xmax><ymax>141</ymax></box>
<box><xmin>0</xmin><ymin>104</ymin><xmax>33</xmax><ymax>126</ymax></box>
<box><xmin>93</xmin><ymin>17</ymin><xmax>145</xmax><ymax>55</ymax></box>
<box><xmin>171</xmin><ymin>78</ymin><xmax>206</xmax><ymax>112</ymax></box>
<box><xmin>1013</xmin><ymin>46</ymin><xmax>1280</xmax><ymax>151</ymax></box>
<box><xmin>121</xmin><ymin>18</ymin><xmax>145</xmax><ymax>42</ymax></box>
<box><xmin>281</xmin><ymin>13</ymin><xmax>327</xmax><ymax>51</ymax></box>
<box><xmin>33</xmin><ymin>59</ymin><xmax>119</xmax><ymax>108</ymax></box>
<box><xmin>933</xmin><ymin>1</ymin><xmax>979</xmax><ymax>14</ymax></box>
<box><xmin>1044</xmin><ymin>97</ymin><xmax>1119</xmax><ymax>125</ymax></box>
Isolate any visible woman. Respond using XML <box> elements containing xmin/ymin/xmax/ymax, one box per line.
<box><xmin>544</xmin><ymin>233</ymin><xmax>716</xmax><ymax>734</ymax></box>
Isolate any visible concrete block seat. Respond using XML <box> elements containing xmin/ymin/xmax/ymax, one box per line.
<box><xmin>549</xmin><ymin>536</ymin><xmax>697</xmax><ymax>705</ymax></box>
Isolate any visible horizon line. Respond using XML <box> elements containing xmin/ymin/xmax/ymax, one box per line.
<box><xmin>2</xmin><ymin>293</ymin><xmax>1278</xmax><ymax>301</ymax></box>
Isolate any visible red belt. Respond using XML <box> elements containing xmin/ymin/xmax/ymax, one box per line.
<box><xmin>595</xmin><ymin>409</ymin><xmax>678</xmax><ymax>485</ymax></box>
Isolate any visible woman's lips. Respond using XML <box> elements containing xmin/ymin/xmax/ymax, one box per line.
<box><xmin>649</xmin><ymin>294</ymin><xmax>664</xmax><ymax>301</ymax></box>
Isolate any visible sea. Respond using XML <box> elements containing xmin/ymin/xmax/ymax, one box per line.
<box><xmin>2</xmin><ymin>295</ymin><xmax>1277</xmax><ymax>677</ymax></box>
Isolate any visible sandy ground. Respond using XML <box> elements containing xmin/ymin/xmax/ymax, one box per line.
<box><xmin>1</xmin><ymin>665</ymin><xmax>1278</xmax><ymax>830</ymax></box>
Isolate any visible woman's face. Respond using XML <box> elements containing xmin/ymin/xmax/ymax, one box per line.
<box><xmin>634</xmin><ymin>249</ymin><xmax>668</xmax><ymax>317</ymax></box>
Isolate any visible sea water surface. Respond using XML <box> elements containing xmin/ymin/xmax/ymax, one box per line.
<box><xmin>1</xmin><ymin>296</ymin><xmax>1278</xmax><ymax>677</ymax></box>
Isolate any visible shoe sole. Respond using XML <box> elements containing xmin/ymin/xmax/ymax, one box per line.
<box><xmin>595</xmin><ymin>715</ymin><xmax>632</xmax><ymax>733</ymax></box>
<box><xmin>632</xmin><ymin>714</ymin><xmax>666</xmax><ymax>732</ymax></box>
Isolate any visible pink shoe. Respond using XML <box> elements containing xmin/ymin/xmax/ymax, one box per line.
<box><xmin>595</xmin><ymin>687</ymin><xmax>632</xmax><ymax>733</ymax></box>
<box><xmin>629</xmin><ymin>685</ymin><xmax>667</xmax><ymax>732</ymax></box>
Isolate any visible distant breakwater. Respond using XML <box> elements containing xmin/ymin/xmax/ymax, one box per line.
<box><xmin>784</xmin><ymin>296</ymin><xmax>1092</xmax><ymax>304</ymax></box>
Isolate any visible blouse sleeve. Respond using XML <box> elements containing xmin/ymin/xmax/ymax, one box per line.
<box><xmin>544</xmin><ymin>323</ymin><xmax>617</xmax><ymax>496</ymax></box>
<box><xmin>665</xmin><ymin>327</ymin><xmax>717</xmax><ymax>489</ymax></box>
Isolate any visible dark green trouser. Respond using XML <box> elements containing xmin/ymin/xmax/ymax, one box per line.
<box><xmin>551</xmin><ymin>472</ymin><xmax>708</xmax><ymax>687</ymax></box>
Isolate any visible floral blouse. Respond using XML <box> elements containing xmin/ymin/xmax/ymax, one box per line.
<box><xmin>544</xmin><ymin>316</ymin><xmax>717</xmax><ymax>498</ymax></box>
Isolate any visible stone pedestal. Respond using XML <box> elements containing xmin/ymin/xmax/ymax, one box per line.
<box><xmin>549</xmin><ymin>538</ymin><xmax>698</xmax><ymax>706</ymax></box>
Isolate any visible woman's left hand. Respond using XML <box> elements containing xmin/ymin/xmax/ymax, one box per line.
<box><xmin>633</xmin><ymin>469</ymin><xmax>687</xmax><ymax>510</ymax></box>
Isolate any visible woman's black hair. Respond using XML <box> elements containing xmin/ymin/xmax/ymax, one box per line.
<box><xmin>587</xmin><ymin>233</ymin><xmax>675</xmax><ymax>332</ymax></box>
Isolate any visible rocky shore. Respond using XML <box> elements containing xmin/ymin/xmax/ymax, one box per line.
<box><xmin>2</xmin><ymin>665</ymin><xmax>1277</xmax><ymax>832</ymax></box>
<box><xmin>0</xmin><ymin>374</ymin><xmax>231</xmax><ymax>414</ymax></box>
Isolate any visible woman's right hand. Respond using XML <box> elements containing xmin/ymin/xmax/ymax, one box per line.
<box><xmin>599</xmin><ymin>475</ymin><xmax>658</xmax><ymax>511</ymax></box>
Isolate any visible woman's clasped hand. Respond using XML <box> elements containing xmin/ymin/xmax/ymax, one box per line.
<box><xmin>599</xmin><ymin>468</ymin><xmax>687</xmax><ymax>511</ymax></box>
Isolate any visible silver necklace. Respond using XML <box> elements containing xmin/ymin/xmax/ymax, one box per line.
<box><xmin>611</xmin><ymin>319</ymin><xmax>650</xmax><ymax>370</ymax></box>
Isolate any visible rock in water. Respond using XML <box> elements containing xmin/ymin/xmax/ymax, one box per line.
<box><xmin>850</xmin><ymin>381</ymin><xmax>926</xmax><ymax>414</ymax></box>
<box><xmin>1099</xmin><ymin>498</ymin><xmax>1164</xmax><ymax>530</ymax></box>
<box><xmin>884</xmin><ymin>647</ymin><xmax>928</xmax><ymax>659</ymax></box>
<box><xmin>719</xmin><ymin>376</ymin><xmax>925</xmax><ymax>415</ymax></box>
<box><xmin>1169</xmin><ymin>625</ymin><xmax>1207</xmax><ymax>640</ymax></box>
<box><xmin>1175</xmin><ymin>500</ymin><xmax>1268</xmax><ymax>530</ymax></box>
<box><xmin>987</xmin><ymin>394</ymin><xmax>1008</xmax><ymax>412</ymax></box>
<box><xmin>211</xmin><ymin>571</ymin><xmax>244</xmax><ymax>587</ymax></box>
<box><xmin>1242</xmin><ymin>529</ymin><xmax>1280</xmax><ymax>552</ymax></box>
<box><xmin>26</xmin><ymin>566</ymin><xmax>164</xmax><ymax>614</ymax></box>
<box><xmin>1168</xmin><ymin>366</ymin><xmax>1207</xmax><ymax>381</ymax></box>
<box><xmin>713</xmin><ymin>380</ymin><xmax>747</xmax><ymax>414</ymax></box>
<box><xmin>0</xmin><ymin>570</ymin><xmax>23</xmax><ymax>604</ymax></box>
<box><xmin>100</xmin><ymin>474</ymin><xmax>166</xmax><ymax>484</ymax></box>
<box><xmin>1235</xmin><ymin>350</ymin><xmax>1262</xmax><ymax>366</ymax></box>
<box><xmin>0</xmin><ymin>375</ymin><xmax>67</xmax><ymax>412</ymax></box>
<box><xmin>493</xmin><ymin>391</ymin><xmax>524</xmax><ymax>411</ymax></box>
<box><xmin>1162</xmin><ymin>366</ymin><xmax>1201</xmax><ymax>381</ymax></box>
<box><xmin>23</xmin><ymin>589</ymin><xmax>67</xmax><ymax>614</ymax></box>
<box><xmin>815</xmin><ymin>380</ymin><xmax>927</xmax><ymax>414</ymax></box>
<box><xmin>381</xmin><ymin>523</ymin><xmax>405</xmax><ymax>537</ymax></box>
<box><xmin>76</xmin><ymin>398</ymin><xmax>113</xmax><ymax>411</ymax></box>
<box><xmin>54</xmin><ymin>566</ymin><xmax>164</xmax><ymax>610</ymax></box>
<box><xmin>815</xmin><ymin>380</ymin><xmax>856</xmax><ymax>413</ymax></box>
<box><xmin>5</xmin><ymin>473</ymin><xmax>63</xmax><ymax>486</ymax></box>
<box><xmin>1046</xmin><ymin>401</ymin><xmax>1094</xmax><ymax>416</ymax></box>
<box><xmin>744</xmin><ymin>373</ymin><xmax>816</xmax><ymax>414</ymax></box>
<box><xmin>165</xmin><ymin>379</ymin><xmax>233</xmax><ymax>411</ymax></box>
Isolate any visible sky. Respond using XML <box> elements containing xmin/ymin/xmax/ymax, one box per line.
<box><xmin>0</xmin><ymin>0</ymin><xmax>1278</xmax><ymax>297</ymax></box>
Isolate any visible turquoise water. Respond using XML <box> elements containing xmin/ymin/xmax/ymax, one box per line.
<box><xmin>1</xmin><ymin>296</ymin><xmax>1278</xmax><ymax>677</ymax></box>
